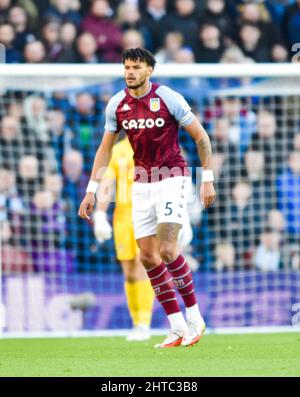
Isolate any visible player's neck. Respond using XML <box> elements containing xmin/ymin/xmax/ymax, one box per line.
<box><xmin>128</xmin><ymin>81</ymin><xmax>151</xmax><ymax>99</ymax></box>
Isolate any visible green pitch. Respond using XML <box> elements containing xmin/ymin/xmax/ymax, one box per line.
<box><xmin>0</xmin><ymin>333</ymin><xmax>299</xmax><ymax>377</ymax></box>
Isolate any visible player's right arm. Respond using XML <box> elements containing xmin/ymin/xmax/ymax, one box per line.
<box><xmin>78</xmin><ymin>91</ymin><xmax>124</xmax><ymax>221</ymax></box>
<box><xmin>78</xmin><ymin>131</ymin><xmax>119</xmax><ymax>220</ymax></box>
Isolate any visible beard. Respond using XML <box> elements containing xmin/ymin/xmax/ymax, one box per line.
<box><xmin>126</xmin><ymin>78</ymin><xmax>146</xmax><ymax>89</ymax></box>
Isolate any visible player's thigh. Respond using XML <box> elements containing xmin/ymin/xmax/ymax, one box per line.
<box><xmin>132</xmin><ymin>182</ymin><xmax>157</xmax><ymax>241</ymax></box>
<box><xmin>156</xmin><ymin>176</ymin><xmax>191</xmax><ymax>228</ymax></box>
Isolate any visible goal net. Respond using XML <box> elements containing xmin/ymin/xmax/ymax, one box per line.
<box><xmin>0</xmin><ymin>64</ymin><xmax>300</xmax><ymax>334</ymax></box>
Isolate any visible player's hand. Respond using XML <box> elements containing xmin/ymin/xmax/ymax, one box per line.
<box><xmin>78</xmin><ymin>193</ymin><xmax>96</xmax><ymax>220</ymax></box>
<box><xmin>200</xmin><ymin>182</ymin><xmax>216</xmax><ymax>209</ymax></box>
<box><xmin>93</xmin><ymin>210</ymin><xmax>112</xmax><ymax>243</ymax></box>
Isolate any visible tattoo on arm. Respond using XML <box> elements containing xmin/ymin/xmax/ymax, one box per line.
<box><xmin>197</xmin><ymin>135</ymin><xmax>213</xmax><ymax>169</ymax></box>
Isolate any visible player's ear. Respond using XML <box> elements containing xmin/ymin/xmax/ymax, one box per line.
<box><xmin>147</xmin><ymin>66</ymin><xmax>154</xmax><ymax>76</ymax></box>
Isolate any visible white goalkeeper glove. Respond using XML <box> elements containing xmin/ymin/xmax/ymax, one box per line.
<box><xmin>93</xmin><ymin>210</ymin><xmax>112</xmax><ymax>243</ymax></box>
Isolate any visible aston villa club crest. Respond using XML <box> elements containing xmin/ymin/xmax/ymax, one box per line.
<box><xmin>150</xmin><ymin>98</ymin><xmax>160</xmax><ymax>112</ymax></box>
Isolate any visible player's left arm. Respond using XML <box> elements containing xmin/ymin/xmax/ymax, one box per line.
<box><xmin>184</xmin><ymin>118</ymin><xmax>216</xmax><ymax>209</ymax></box>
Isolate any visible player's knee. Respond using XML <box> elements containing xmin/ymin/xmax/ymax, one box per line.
<box><xmin>139</xmin><ymin>251</ymin><xmax>160</xmax><ymax>270</ymax></box>
<box><xmin>121</xmin><ymin>260</ymin><xmax>137</xmax><ymax>282</ymax></box>
<box><xmin>159</xmin><ymin>244</ymin><xmax>177</xmax><ymax>264</ymax></box>
<box><xmin>123</xmin><ymin>270</ymin><xmax>136</xmax><ymax>283</ymax></box>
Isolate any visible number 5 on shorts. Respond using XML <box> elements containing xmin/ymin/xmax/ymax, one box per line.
<box><xmin>165</xmin><ymin>202</ymin><xmax>173</xmax><ymax>216</ymax></box>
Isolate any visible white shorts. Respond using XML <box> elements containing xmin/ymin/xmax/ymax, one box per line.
<box><xmin>132</xmin><ymin>176</ymin><xmax>191</xmax><ymax>240</ymax></box>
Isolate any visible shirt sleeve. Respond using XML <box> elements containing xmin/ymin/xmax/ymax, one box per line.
<box><xmin>156</xmin><ymin>85</ymin><xmax>195</xmax><ymax>127</ymax></box>
<box><xmin>104</xmin><ymin>90</ymin><xmax>126</xmax><ymax>133</ymax></box>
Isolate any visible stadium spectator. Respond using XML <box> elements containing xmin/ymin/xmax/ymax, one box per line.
<box><xmin>237</xmin><ymin>23</ymin><xmax>271</xmax><ymax>62</ymax></box>
<box><xmin>215</xmin><ymin>242</ymin><xmax>236</xmax><ymax>271</ymax></box>
<box><xmin>141</xmin><ymin>0</ymin><xmax>173</xmax><ymax>51</ymax></box>
<box><xmin>80</xmin><ymin>0</ymin><xmax>122</xmax><ymax>62</ymax></box>
<box><xmin>208</xmin><ymin>118</ymin><xmax>241</xmax><ymax>246</ymax></box>
<box><xmin>193</xmin><ymin>23</ymin><xmax>226</xmax><ymax>63</ymax></box>
<box><xmin>23</xmin><ymin>95</ymin><xmax>48</xmax><ymax>142</ymax></box>
<box><xmin>266</xmin><ymin>207</ymin><xmax>290</xmax><ymax>267</ymax></box>
<box><xmin>44</xmin><ymin>172</ymin><xmax>63</xmax><ymax>202</ymax></box>
<box><xmin>249</xmin><ymin>109</ymin><xmax>282</xmax><ymax>180</ymax></box>
<box><xmin>277</xmin><ymin>151</ymin><xmax>300</xmax><ymax>243</ymax></box>
<box><xmin>155</xmin><ymin>31</ymin><xmax>184</xmax><ymax>63</ymax></box>
<box><xmin>43</xmin><ymin>0</ymin><xmax>82</xmax><ymax>27</ymax></box>
<box><xmin>1</xmin><ymin>219</ymin><xmax>33</xmax><ymax>273</ymax></box>
<box><xmin>62</xmin><ymin>149</ymin><xmax>85</xmax><ymax>186</ymax></box>
<box><xmin>121</xmin><ymin>29</ymin><xmax>144</xmax><ymax>51</ymax></box>
<box><xmin>169</xmin><ymin>0</ymin><xmax>200</xmax><ymax>49</ymax></box>
<box><xmin>0</xmin><ymin>23</ymin><xmax>22</xmax><ymax>63</ymax></box>
<box><xmin>56</xmin><ymin>21</ymin><xmax>78</xmax><ymax>62</ymax></box>
<box><xmin>0</xmin><ymin>167</ymin><xmax>23</xmax><ymax>225</ymax></box>
<box><xmin>228</xmin><ymin>181</ymin><xmax>260</xmax><ymax>268</ymax></box>
<box><xmin>293</xmin><ymin>132</ymin><xmax>300</xmax><ymax>151</ymax></box>
<box><xmin>76</xmin><ymin>31</ymin><xmax>100</xmax><ymax>63</ymax></box>
<box><xmin>29</xmin><ymin>189</ymin><xmax>72</xmax><ymax>273</ymax></box>
<box><xmin>18</xmin><ymin>0</ymin><xmax>40</xmax><ymax>30</ymax></box>
<box><xmin>41</xmin><ymin>20</ymin><xmax>63</xmax><ymax>62</ymax></box>
<box><xmin>220</xmin><ymin>44</ymin><xmax>255</xmax><ymax>64</ymax></box>
<box><xmin>116</xmin><ymin>2</ymin><xmax>152</xmax><ymax>50</ymax></box>
<box><xmin>271</xmin><ymin>43</ymin><xmax>289</xmax><ymax>62</ymax></box>
<box><xmin>47</xmin><ymin>109</ymin><xmax>72</xmax><ymax>172</ymax></box>
<box><xmin>8</xmin><ymin>6</ymin><xmax>36</xmax><ymax>53</ymax></box>
<box><xmin>210</xmin><ymin>116</ymin><xmax>241</xmax><ymax>179</ymax></box>
<box><xmin>0</xmin><ymin>115</ymin><xmax>22</xmax><ymax>170</ymax></box>
<box><xmin>23</xmin><ymin>94</ymin><xmax>55</xmax><ymax>175</ymax></box>
<box><xmin>0</xmin><ymin>0</ymin><xmax>11</xmax><ymax>24</ymax></box>
<box><xmin>267</xmin><ymin>209</ymin><xmax>286</xmax><ymax>234</ymax></box>
<box><xmin>62</xmin><ymin>149</ymin><xmax>101</xmax><ymax>271</ymax></box>
<box><xmin>244</xmin><ymin>149</ymin><xmax>274</xmax><ymax>217</ymax></box>
<box><xmin>204</xmin><ymin>96</ymin><xmax>256</xmax><ymax>154</ymax></box>
<box><xmin>16</xmin><ymin>154</ymin><xmax>43</xmax><ymax>204</ymax></box>
<box><xmin>254</xmin><ymin>227</ymin><xmax>282</xmax><ymax>271</ymax></box>
<box><xmin>68</xmin><ymin>92</ymin><xmax>103</xmax><ymax>172</ymax></box>
<box><xmin>198</xmin><ymin>0</ymin><xmax>235</xmax><ymax>44</ymax></box>
<box><xmin>244</xmin><ymin>150</ymin><xmax>265</xmax><ymax>182</ymax></box>
<box><xmin>282</xmin><ymin>0</ymin><xmax>300</xmax><ymax>55</ymax></box>
<box><xmin>237</xmin><ymin>1</ymin><xmax>286</xmax><ymax>51</ymax></box>
<box><xmin>173</xmin><ymin>46</ymin><xmax>195</xmax><ymax>63</ymax></box>
<box><xmin>6</xmin><ymin>99</ymin><xmax>24</xmax><ymax>120</ymax></box>
<box><xmin>23</xmin><ymin>40</ymin><xmax>46</xmax><ymax>63</ymax></box>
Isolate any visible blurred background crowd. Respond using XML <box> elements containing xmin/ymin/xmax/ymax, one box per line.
<box><xmin>0</xmin><ymin>0</ymin><xmax>300</xmax><ymax>64</ymax></box>
<box><xmin>1</xmin><ymin>83</ymin><xmax>300</xmax><ymax>274</ymax></box>
<box><xmin>0</xmin><ymin>0</ymin><xmax>300</xmax><ymax>276</ymax></box>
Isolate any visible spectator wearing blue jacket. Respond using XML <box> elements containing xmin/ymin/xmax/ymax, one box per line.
<box><xmin>277</xmin><ymin>151</ymin><xmax>300</xmax><ymax>243</ymax></box>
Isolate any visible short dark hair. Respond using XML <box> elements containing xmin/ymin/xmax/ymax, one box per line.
<box><xmin>122</xmin><ymin>48</ymin><xmax>156</xmax><ymax>68</ymax></box>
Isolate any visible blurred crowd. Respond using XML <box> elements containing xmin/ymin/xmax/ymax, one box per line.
<box><xmin>1</xmin><ymin>80</ymin><xmax>300</xmax><ymax>274</ymax></box>
<box><xmin>0</xmin><ymin>0</ymin><xmax>300</xmax><ymax>64</ymax></box>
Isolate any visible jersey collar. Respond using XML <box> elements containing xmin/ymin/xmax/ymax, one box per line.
<box><xmin>127</xmin><ymin>82</ymin><xmax>152</xmax><ymax>99</ymax></box>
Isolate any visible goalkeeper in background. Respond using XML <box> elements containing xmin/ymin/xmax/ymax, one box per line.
<box><xmin>93</xmin><ymin>135</ymin><xmax>154</xmax><ymax>341</ymax></box>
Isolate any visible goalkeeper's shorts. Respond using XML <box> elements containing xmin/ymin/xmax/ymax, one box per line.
<box><xmin>113</xmin><ymin>208</ymin><xmax>139</xmax><ymax>261</ymax></box>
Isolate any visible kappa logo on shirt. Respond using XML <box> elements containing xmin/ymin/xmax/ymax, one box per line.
<box><xmin>121</xmin><ymin>103</ymin><xmax>131</xmax><ymax>111</ymax></box>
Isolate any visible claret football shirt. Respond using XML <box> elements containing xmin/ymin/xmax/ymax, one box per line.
<box><xmin>104</xmin><ymin>82</ymin><xmax>195</xmax><ymax>182</ymax></box>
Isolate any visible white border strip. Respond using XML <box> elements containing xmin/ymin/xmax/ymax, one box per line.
<box><xmin>0</xmin><ymin>326</ymin><xmax>298</xmax><ymax>339</ymax></box>
<box><xmin>0</xmin><ymin>63</ymin><xmax>299</xmax><ymax>78</ymax></box>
